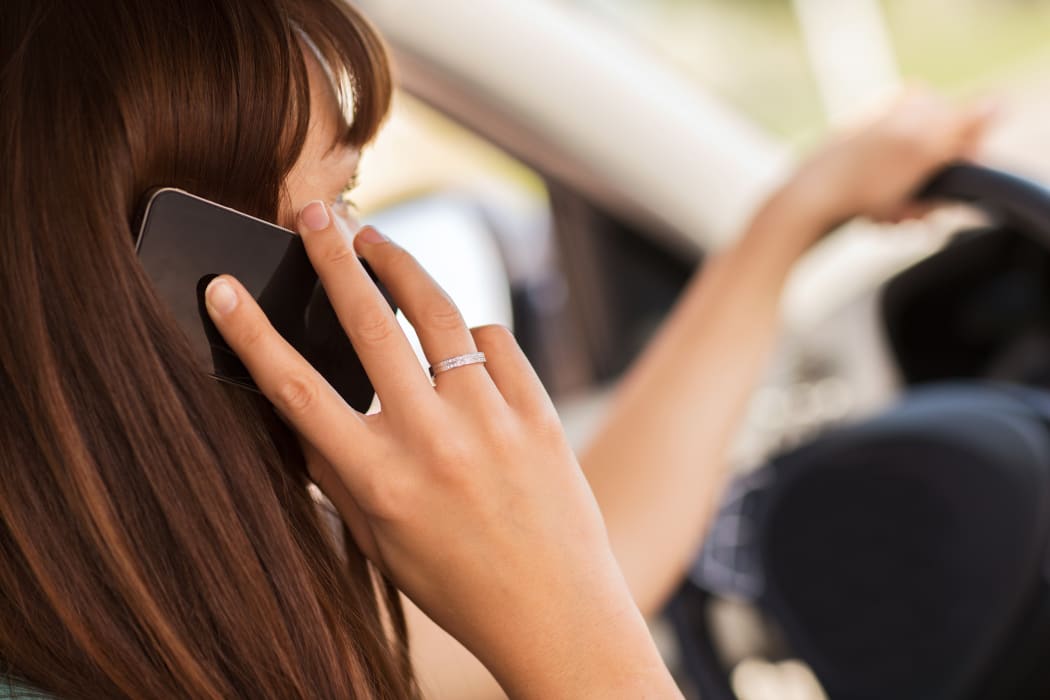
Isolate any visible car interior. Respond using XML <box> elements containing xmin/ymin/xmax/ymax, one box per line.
<box><xmin>349</xmin><ymin>2</ymin><xmax>1050</xmax><ymax>697</ymax></box>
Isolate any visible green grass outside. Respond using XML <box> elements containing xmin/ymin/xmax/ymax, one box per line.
<box><xmin>581</xmin><ymin>0</ymin><xmax>1050</xmax><ymax>144</ymax></box>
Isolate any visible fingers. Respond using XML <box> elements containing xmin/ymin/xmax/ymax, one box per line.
<box><xmin>203</xmin><ymin>275</ymin><xmax>381</xmax><ymax>491</ymax></box>
<box><xmin>930</xmin><ymin>96</ymin><xmax>996</xmax><ymax>159</ymax></box>
<box><xmin>958</xmin><ymin>100</ymin><xmax>1000</xmax><ymax>158</ymax></box>
<box><xmin>352</xmin><ymin>224</ymin><xmax>498</xmax><ymax>399</ymax></box>
<box><xmin>901</xmin><ymin>90</ymin><xmax>997</xmax><ymax>162</ymax></box>
<box><xmin>875</xmin><ymin>202</ymin><xmax>940</xmax><ymax>224</ymax></box>
<box><xmin>352</xmin><ymin>226</ymin><xmax>476</xmax><ymax>366</ymax></box>
<box><xmin>470</xmin><ymin>324</ymin><xmax>552</xmax><ymax>417</ymax></box>
<box><xmin>296</xmin><ymin>201</ymin><xmax>435</xmax><ymax>408</ymax></box>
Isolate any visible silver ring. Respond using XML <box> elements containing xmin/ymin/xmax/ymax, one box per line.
<box><xmin>429</xmin><ymin>351</ymin><xmax>487</xmax><ymax>377</ymax></box>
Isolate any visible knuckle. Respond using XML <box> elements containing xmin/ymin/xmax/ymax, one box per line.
<box><xmin>890</xmin><ymin>131</ymin><xmax>936</xmax><ymax>164</ymax></box>
<box><xmin>481</xmin><ymin>419</ymin><xmax>522</xmax><ymax>459</ymax></box>
<box><xmin>514</xmin><ymin>397</ymin><xmax>565</xmax><ymax>440</ymax></box>
<box><xmin>915</xmin><ymin>138</ymin><xmax>950</xmax><ymax>164</ymax></box>
<box><xmin>422</xmin><ymin>296</ymin><xmax>465</xmax><ymax>332</ymax></box>
<box><xmin>235</xmin><ymin>320</ymin><xmax>266</xmax><ymax>351</ymax></box>
<box><xmin>471</xmin><ymin>323</ymin><xmax>513</xmax><ymax>348</ymax></box>
<box><xmin>321</xmin><ymin>239</ymin><xmax>357</xmax><ymax>266</ymax></box>
<box><xmin>425</xmin><ymin>435</ymin><xmax>475</xmax><ymax>483</ymax></box>
<box><xmin>431</xmin><ymin>434</ymin><xmax>470</xmax><ymax>467</ymax></box>
<box><xmin>528</xmin><ymin>408</ymin><xmax>565</xmax><ymax>441</ymax></box>
<box><xmin>430</xmin><ymin>460</ymin><xmax>467</xmax><ymax>488</ymax></box>
<box><xmin>883</xmin><ymin>118</ymin><xmax>921</xmax><ymax>146</ymax></box>
<box><xmin>352</xmin><ymin>308</ymin><xmax>396</xmax><ymax>346</ymax></box>
<box><xmin>383</xmin><ymin>243</ymin><xmax>415</xmax><ymax>270</ymax></box>
<box><xmin>928</xmin><ymin>132</ymin><xmax>953</xmax><ymax>157</ymax></box>
<box><xmin>360</xmin><ymin>473</ymin><xmax>412</xmax><ymax>520</ymax></box>
<box><xmin>274</xmin><ymin>374</ymin><xmax>319</xmax><ymax>415</ymax></box>
<box><xmin>372</xmin><ymin>243</ymin><xmax>415</xmax><ymax>278</ymax></box>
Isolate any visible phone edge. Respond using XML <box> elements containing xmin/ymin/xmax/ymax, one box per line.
<box><xmin>134</xmin><ymin>188</ymin><xmax>296</xmax><ymax>254</ymax></box>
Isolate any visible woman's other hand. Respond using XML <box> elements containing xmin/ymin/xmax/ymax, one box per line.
<box><xmin>780</xmin><ymin>87</ymin><xmax>997</xmax><ymax>244</ymax></box>
<box><xmin>203</xmin><ymin>202</ymin><xmax>680</xmax><ymax>699</ymax></box>
<box><xmin>540</xmin><ymin>89</ymin><xmax>999</xmax><ymax>657</ymax></box>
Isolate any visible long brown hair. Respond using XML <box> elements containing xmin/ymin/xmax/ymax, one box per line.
<box><xmin>0</xmin><ymin>1</ymin><xmax>415</xmax><ymax>697</ymax></box>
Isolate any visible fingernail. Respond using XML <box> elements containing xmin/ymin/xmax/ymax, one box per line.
<box><xmin>299</xmin><ymin>200</ymin><xmax>330</xmax><ymax>232</ymax></box>
<box><xmin>355</xmin><ymin>226</ymin><xmax>387</xmax><ymax>245</ymax></box>
<box><xmin>206</xmin><ymin>277</ymin><xmax>238</xmax><ymax>316</ymax></box>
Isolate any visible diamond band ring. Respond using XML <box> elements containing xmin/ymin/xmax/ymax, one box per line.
<box><xmin>429</xmin><ymin>352</ymin><xmax>488</xmax><ymax>378</ymax></box>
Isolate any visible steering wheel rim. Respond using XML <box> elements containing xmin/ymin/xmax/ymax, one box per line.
<box><xmin>673</xmin><ymin>163</ymin><xmax>1050</xmax><ymax>700</ymax></box>
<box><xmin>920</xmin><ymin>162</ymin><xmax>1050</xmax><ymax>246</ymax></box>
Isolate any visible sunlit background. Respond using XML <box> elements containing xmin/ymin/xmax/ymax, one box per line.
<box><xmin>346</xmin><ymin>1</ymin><xmax>1050</xmax><ymax>697</ymax></box>
<box><xmin>352</xmin><ymin>0</ymin><xmax>1050</xmax><ymax>455</ymax></box>
<box><xmin>356</xmin><ymin>0</ymin><xmax>1050</xmax><ymax>207</ymax></box>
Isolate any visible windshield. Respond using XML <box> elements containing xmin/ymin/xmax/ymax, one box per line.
<box><xmin>566</xmin><ymin>0</ymin><xmax>1050</xmax><ymax>159</ymax></box>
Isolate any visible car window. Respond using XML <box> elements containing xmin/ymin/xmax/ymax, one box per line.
<box><xmin>355</xmin><ymin>92</ymin><xmax>701</xmax><ymax>404</ymax></box>
<box><xmin>566</xmin><ymin>0</ymin><xmax>1050</xmax><ymax>148</ymax></box>
<box><xmin>354</xmin><ymin>93</ymin><xmax>587</xmax><ymax>396</ymax></box>
<box><xmin>353</xmin><ymin>92</ymin><xmax>547</xmax><ymax>215</ymax></box>
<box><xmin>566</xmin><ymin>0</ymin><xmax>822</xmax><ymax>142</ymax></box>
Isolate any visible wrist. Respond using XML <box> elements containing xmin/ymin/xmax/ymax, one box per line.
<box><xmin>471</xmin><ymin>570</ymin><xmax>679</xmax><ymax>698</ymax></box>
<box><xmin>736</xmin><ymin>174</ymin><xmax>852</xmax><ymax>271</ymax></box>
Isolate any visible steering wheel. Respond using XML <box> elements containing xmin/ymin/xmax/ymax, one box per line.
<box><xmin>919</xmin><ymin>163</ymin><xmax>1050</xmax><ymax>241</ymax></box>
<box><xmin>670</xmin><ymin>163</ymin><xmax>1050</xmax><ymax>700</ymax></box>
<box><xmin>885</xmin><ymin>163</ymin><xmax>1050</xmax><ymax>386</ymax></box>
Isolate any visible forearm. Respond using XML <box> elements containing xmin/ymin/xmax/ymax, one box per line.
<box><xmin>581</xmin><ymin>187</ymin><xmax>820</xmax><ymax>615</ymax></box>
<box><xmin>407</xmin><ymin>88</ymin><xmax>991</xmax><ymax>697</ymax></box>
<box><xmin>405</xmin><ymin>191</ymin><xmax>822</xmax><ymax>699</ymax></box>
<box><xmin>406</xmin><ymin>557</ymin><xmax>681</xmax><ymax>700</ymax></box>
<box><xmin>481</xmin><ymin>577</ymin><xmax>682</xmax><ymax>699</ymax></box>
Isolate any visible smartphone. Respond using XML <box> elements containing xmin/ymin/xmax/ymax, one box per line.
<box><xmin>135</xmin><ymin>187</ymin><xmax>391</xmax><ymax>412</ymax></box>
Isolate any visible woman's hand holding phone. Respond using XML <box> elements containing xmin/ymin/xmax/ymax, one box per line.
<box><xmin>203</xmin><ymin>202</ymin><xmax>680</xmax><ymax>699</ymax></box>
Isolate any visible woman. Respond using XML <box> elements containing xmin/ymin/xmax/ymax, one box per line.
<box><xmin>3</xmin><ymin>0</ymin><xmax>678</xmax><ymax>696</ymax></box>
<box><xmin>1</xmin><ymin>0</ymin><xmax>990</xmax><ymax>697</ymax></box>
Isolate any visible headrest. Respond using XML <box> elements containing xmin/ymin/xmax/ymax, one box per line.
<box><xmin>758</xmin><ymin>385</ymin><xmax>1050</xmax><ymax>700</ymax></box>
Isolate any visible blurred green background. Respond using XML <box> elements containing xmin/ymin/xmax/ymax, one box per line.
<box><xmin>571</xmin><ymin>0</ymin><xmax>1050</xmax><ymax>144</ymax></box>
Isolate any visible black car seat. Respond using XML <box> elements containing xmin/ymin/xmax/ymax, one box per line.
<box><xmin>670</xmin><ymin>166</ymin><xmax>1050</xmax><ymax>699</ymax></box>
<box><xmin>673</xmin><ymin>384</ymin><xmax>1050</xmax><ymax>700</ymax></box>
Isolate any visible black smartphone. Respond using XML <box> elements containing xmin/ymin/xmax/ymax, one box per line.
<box><xmin>135</xmin><ymin>187</ymin><xmax>392</xmax><ymax>412</ymax></box>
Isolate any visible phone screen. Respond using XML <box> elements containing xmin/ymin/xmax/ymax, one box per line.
<box><xmin>135</xmin><ymin>188</ymin><xmax>387</xmax><ymax>412</ymax></box>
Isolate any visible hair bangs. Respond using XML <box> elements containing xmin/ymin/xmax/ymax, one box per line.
<box><xmin>289</xmin><ymin>0</ymin><xmax>393</xmax><ymax>150</ymax></box>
